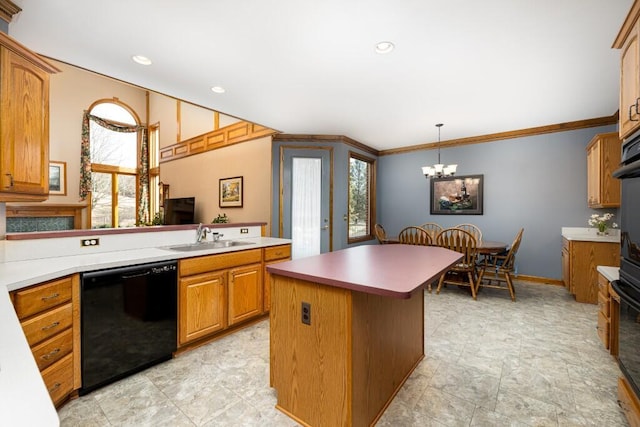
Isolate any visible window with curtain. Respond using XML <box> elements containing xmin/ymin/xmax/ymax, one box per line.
<box><xmin>80</xmin><ymin>101</ymin><xmax>148</xmax><ymax>228</ymax></box>
<box><xmin>348</xmin><ymin>152</ymin><xmax>376</xmax><ymax>243</ymax></box>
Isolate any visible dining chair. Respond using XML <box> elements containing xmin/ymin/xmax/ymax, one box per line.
<box><xmin>454</xmin><ymin>223</ymin><xmax>482</xmax><ymax>243</ymax></box>
<box><xmin>374</xmin><ymin>223</ymin><xmax>388</xmax><ymax>244</ymax></box>
<box><xmin>398</xmin><ymin>226</ymin><xmax>432</xmax><ymax>246</ymax></box>
<box><xmin>435</xmin><ymin>228</ymin><xmax>479</xmax><ymax>300</ymax></box>
<box><xmin>476</xmin><ymin>228</ymin><xmax>524</xmax><ymax>301</ymax></box>
<box><xmin>419</xmin><ymin>222</ymin><xmax>443</xmax><ymax>241</ymax></box>
<box><xmin>399</xmin><ymin>226</ymin><xmax>436</xmax><ymax>292</ymax></box>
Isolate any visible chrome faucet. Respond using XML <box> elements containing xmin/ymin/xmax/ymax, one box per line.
<box><xmin>195</xmin><ymin>223</ymin><xmax>211</xmax><ymax>243</ymax></box>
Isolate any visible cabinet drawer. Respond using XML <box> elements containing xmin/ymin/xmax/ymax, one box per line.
<box><xmin>597</xmin><ymin>310</ymin><xmax>610</xmax><ymax>349</ymax></box>
<box><xmin>264</xmin><ymin>245</ymin><xmax>291</xmax><ymax>261</ymax></box>
<box><xmin>13</xmin><ymin>276</ymin><xmax>72</xmax><ymax>319</ymax></box>
<box><xmin>598</xmin><ymin>292</ymin><xmax>611</xmax><ymax>318</ymax></box>
<box><xmin>598</xmin><ymin>273</ymin><xmax>610</xmax><ymax>298</ymax></box>
<box><xmin>31</xmin><ymin>328</ymin><xmax>73</xmax><ymax>371</ymax></box>
<box><xmin>180</xmin><ymin>248</ymin><xmax>262</xmax><ymax>277</ymax></box>
<box><xmin>41</xmin><ymin>353</ymin><xmax>74</xmax><ymax>406</ymax></box>
<box><xmin>21</xmin><ymin>303</ymin><xmax>72</xmax><ymax>347</ymax></box>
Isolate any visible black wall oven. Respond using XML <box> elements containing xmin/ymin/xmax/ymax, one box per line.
<box><xmin>613</xmin><ymin>134</ymin><xmax>640</xmax><ymax>399</ymax></box>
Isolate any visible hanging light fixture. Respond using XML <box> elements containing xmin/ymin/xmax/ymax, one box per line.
<box><xmin>421</xmin><ymin>123</ymin><xmax>457</xmax><ymax>178</ymax></box>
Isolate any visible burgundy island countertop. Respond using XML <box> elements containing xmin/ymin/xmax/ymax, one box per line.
<box><xmin>266</xmin><ymin>244</ymin><xmax>462</xmax><ymax>298</ymax></box>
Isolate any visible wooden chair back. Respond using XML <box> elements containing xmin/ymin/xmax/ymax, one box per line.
<box><xmin>374</xmin><ymin>223</ymin><xmax>387</xmax><ymax>244</ymax></box>
<box><xmin>499</xmin><ymin>228</ymin><xmax>524</xmax><ymax>272</ymax></box>
<box><xmin>454</xmin><ymin>223</ymin><xmax>482</xmax><ymax>244</ymax></box>
<box><xmin>436</xmin><ymin>228</ymin><xmax>477</xmax><ymax>267</ymax></box>
<box><xmin>435</xmin><ymin>228</ymin><xmax>479</xmax><ymax>299</ymax></box>
<box><xmin>398</xmin><ymin>226</ymin><xmax>432</xmax><ymax>246</ymax></box>
<box><xmin>419</xmin><ymin>222</ymin><xmax>443</xmax><ymax>240</ymax></box>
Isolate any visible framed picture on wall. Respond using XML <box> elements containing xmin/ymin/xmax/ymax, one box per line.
<box><xmin>430</xmin><ymin>174</ymin><xmax>483</xmax><ymax>215</ymax></box>
<box><xmin>219</xmin><ymin>176</ymin><xmax>243</xmax><ymax>207</ymax></box>
<box><xmin>49</xmin><ymin>161</ymin><xmax>67</xmax><ymax>196</ymax></box>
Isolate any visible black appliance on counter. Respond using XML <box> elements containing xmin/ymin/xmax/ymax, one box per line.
<box><xmin>79</xmin><ymin>260</ymin><xmax>177</xmax><ymax>395</ymax></box>
<box><xmin>613</xmin><ymin>134</ymin><xmax>640</xmax><ymax>399</ymax></box>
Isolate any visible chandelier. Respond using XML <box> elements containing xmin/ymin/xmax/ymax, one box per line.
<box><xmin>421</xmin><ymin>123</ymin><xmax>457</xmax><ymax>178</ymax></box>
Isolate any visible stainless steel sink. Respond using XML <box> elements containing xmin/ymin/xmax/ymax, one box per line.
<box><xmin>168</xmin><ymin>240</ymin><xmax>254</xmax><ymax>251</ymax></box>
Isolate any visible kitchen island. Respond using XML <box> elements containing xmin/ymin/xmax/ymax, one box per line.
<box><xmin>267</xmin><ymin>244</ymin><xmax>461</xmax><ymax>427</ymax></box>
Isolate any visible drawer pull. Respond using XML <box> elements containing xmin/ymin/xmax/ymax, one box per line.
<box><xmin>48</xmin><ymin>382</ymin><xmax>61</xmax><ymax>393</ymax></box>
<box><xmin>41</xmin><ymin>321</ymin><xmax>60</xmax><ymax>331</ymax></box>
<box><xmin>275</xmin><ymin>251</ymin><xmax>283</xmax><ymax>256</ymax></box>
<box><xmin>41</xmin><ymin>293</ymin><xmax>60</xmax><ymax>302</ymax></box>
<box><xmin>41</xmin><ymin>348</ymin><xmax>61</xmax><ymax>360</ymax></box>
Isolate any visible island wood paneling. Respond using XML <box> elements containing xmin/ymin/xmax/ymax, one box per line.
<box><xmin>270</xmin><ymin>274</ymin><xmax>424</xmax><ymax>427</ymax></box>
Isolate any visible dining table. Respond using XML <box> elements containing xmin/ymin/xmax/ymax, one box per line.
<box><xmin>383</xmin><ymin>237</ymin><xmax>507</xmax><ymax>254</ymax></box>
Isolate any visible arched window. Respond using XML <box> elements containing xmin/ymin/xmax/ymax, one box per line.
<box><xmin>80</xmin><ymin>100</ymin><xmax>148</xmax><ymax>228</ymax></box>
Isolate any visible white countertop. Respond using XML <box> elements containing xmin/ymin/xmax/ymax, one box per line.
<box><xmin>561</xmin><ymin>227</ymin><xmax>620</xmax><ymax>243</ymax></box>
<box><xmin>597</xmin><ymin>265</ymin><xmax>620</xmax><ymax>283</ymax></box>
<box><xmin>0</xmin><ymin>229</ymin><xmax>290</xmax><ymax>427</ymax></box>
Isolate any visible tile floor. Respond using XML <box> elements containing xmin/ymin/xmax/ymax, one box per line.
<box><xmin>58</xmin><ymin>281</ymin><xmax>628</xmax><ymax>426</ymax></box>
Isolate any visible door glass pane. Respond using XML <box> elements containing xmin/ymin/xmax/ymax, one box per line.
<box><xmin>92</xmin><ymin>172</ymin><xmax>112</xmax><ymax>228</ymax></box>
<box><xmin>292</xmin><ymin>158</ymin><xmax>321</xmax><ymax>259</ymax></box>
<box><xmin>118</xmin><ymin>174</ymin><xmax>136</xmax><ymax>228</ymax></box>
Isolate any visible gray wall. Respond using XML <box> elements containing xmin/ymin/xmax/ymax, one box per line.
<box><xmin>377</xmin><ymin>124</ymin><xmax>619</xmax><ymax>281</ymax></box>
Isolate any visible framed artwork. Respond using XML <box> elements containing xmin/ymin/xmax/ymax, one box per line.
<box><xmin>219</xmin><ymin>176</ymin><xmax>243</xmax><ymax>207</ymax></box>
<box><xmin>49</xmin><ymin>161</ymin><xmax>67</xmax><ymax>195</ymax></box>
<box><xmin>430</xmin><ymin>174</ymin><xmax>483</xmax><ymax>215</ymax></box>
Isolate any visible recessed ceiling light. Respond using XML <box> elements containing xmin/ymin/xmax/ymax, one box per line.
<box><xmin>375</xmin><ymin>41</ymin><xmax>395</xmax><ymax>54</ymax></box>
<box><xmin>132</xmin><ymin>55</ymin><xmax>152</xmax><ymax>65</ymax></box>
<box><xmin>211</xmin><ymin>86</ymin><xmax>226</xmax><ymax>94</ymax></box>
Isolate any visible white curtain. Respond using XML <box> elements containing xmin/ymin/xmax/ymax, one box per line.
<box><xmin>291</xmin><ymin>157</ymin><xmax>321</xmax><ymax>259</ymax></box>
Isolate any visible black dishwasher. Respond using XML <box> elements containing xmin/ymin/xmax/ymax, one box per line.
<box><xmin>79</xmin><ymin>260</ymin><xmax>177</xmax><ymax>395</ymax></box>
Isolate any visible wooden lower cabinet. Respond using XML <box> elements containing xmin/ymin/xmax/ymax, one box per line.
<box><xmin>596</xmin><ymin>272</ymin><xmax>620</xmax><ymax>357</ymax></box>
<box><xmin>562</xmin><ymin>238</ymin><xmax>619</xmax><ymax>304</ymax></box>
<box><xmin>10</xmin><ymin>274</ymin><xmax>80</xmax><ymax>407</ymax></box>
<box><xmin>228</xmin><ymin>264</ymin><xmax>262</xmax><ymax>326</ymax></box>
<box><xmin>178</xmin><ymin>271</ymin><xmax>226</xmax><ymax>346</ymax></box>
<box><xmin>619</xmin><ymin>376</ymin><xmax>640</xmax><ymax>427</ymax></box>
<box><xmin>178</xmin><ymin>248</ymin><xmax>266</xmax><ymax>347</ymax></box>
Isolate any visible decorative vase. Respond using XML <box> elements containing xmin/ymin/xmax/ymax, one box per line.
<box><xmin>596</xmin><ymin>230</ymin><xmax>609</xmax><ymax>236</ymax></box>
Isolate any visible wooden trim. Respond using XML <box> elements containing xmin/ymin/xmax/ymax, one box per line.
<box><xmin>274</xmin><ymin>134</ymin><xmax>379</xmax><ymax>157</ymax></box>
<box><xmin>71</xmin><ymin>274</ymin><xmax>81</xmax><ymax>390</ymax></box>
<box><xmin>6</xmin><ymin>204</ymin><xmax>86</xmax><ymax>229</ymax></box>
<box><xmin>0</xmin><ymin>32</ymin><xmax>60</xmax><ymax>73</ymax></box>
<box><xmin>0</xmin><ymin>0</ymin><xmax>21</xmax><ymax>23</ymax></box>
<box><xmin>91</xmin><ymin>163</ymin><xmax>137</xmax><ymax>175</ymax></box>
<box><xmin>516</xmin><ymin>274</ymin><xmax>564</xmax><ymax>286</ymax></box>
<box><xmin>160</xmin><ymin>120</ymin><xmax>277</xmax><ymax>163</ymax></box>
<box><xmin>379</xmin><ymin>113</ymin><xmax>620</xmax><ymax>156</ymax></box>
<box><xmin>613</xmin><ymin>0</ymin><xmax>640</xmax><ymax>48</ymax></box>
<box><xmin>214</xmin><ymin>111</ymin><xmax>220</xmax><ymax>130</ymax></box>
<box><xmin>176</xmin><ymin>100</ymin><xmax>181</xmax><ymax>142</ymax></box>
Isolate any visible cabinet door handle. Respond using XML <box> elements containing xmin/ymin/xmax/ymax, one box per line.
<box><xmin>48</xmin><ymin>382</ymin><xmax>61</xmax><ymax>393</ymax></box>
<box><xmin>41</xmin><ymin>348</ymin><xmax>61</xmax><ymax>360</ymax></box>
<box><xmin>630</xmin><ymin>103</ymin><xmax>639</xmax><ymax>122</ymax></box>
<box><xmin>4</xmin><ymin>173</ymin><xmax>13</xmax><ymax>188</ymax></box>
<box><xmin>41</xmin><ymin>293</ymin><xmax>60</xmax><ymax>302</ymax></box>
<box><xmin>41</xmin><ymin>321</ymin><xmax>60</xmax><ymax>331</ymax></box>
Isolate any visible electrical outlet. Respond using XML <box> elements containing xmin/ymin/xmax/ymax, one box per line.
<box><xmin>240</xmin><ymin>228</ymin><xmax>249</xmax><ymax>234</ymax></box>
<box><xmin>301</xmin><ymin>302</ymin><xmax>311</xmax><ymax>325</ymax></box>
<box><xmin>80</xmin><ymin>238</ymin><xmax>100</xmax><ymax>247</ymax></box>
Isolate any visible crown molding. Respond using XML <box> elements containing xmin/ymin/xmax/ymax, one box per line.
<box><xmin>0</xmin><ymin>0</ymin><xmax>21</xmax><ymax>24</ymax></box>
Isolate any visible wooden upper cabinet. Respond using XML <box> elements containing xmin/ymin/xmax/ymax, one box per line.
<box><xmin>0</xmin><ymin>32</ymin><xmax>59</xmax><ymax>202</ymax></box>
<box><xmin>586</xmin><ymin>132</ymin><xmax>621</xmax><ymax>208</ymax></box>
<box><xmin>615</xmin><ymin>2</ymin><xmax>640</xmax><ymax>140</ymax></box>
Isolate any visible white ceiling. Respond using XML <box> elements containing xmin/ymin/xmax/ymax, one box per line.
<box><xmin>8</xmin><ymin>0</ymin><xmax>634</xmax><ymax>151</ymax></box>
